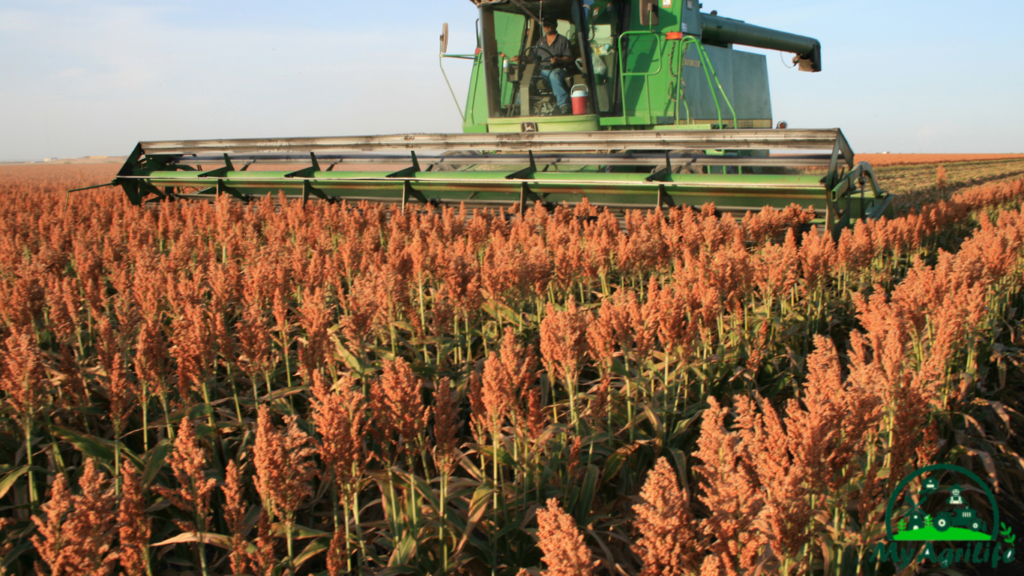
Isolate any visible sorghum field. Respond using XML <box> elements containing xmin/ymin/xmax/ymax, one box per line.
<box><xmin>1</xmin><ymin>160</ymin><xmax>1023</xmax><ymax>576</ymax></box>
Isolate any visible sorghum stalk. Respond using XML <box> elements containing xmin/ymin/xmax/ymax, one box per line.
<box><xmin>453</xmin><ymin>318</ymin><xmax>461</xmax><ymax>365</ymax></box>
<box><xmin>113</xmin><ymin>428</ymin><xmax>121</xmax><ymax>495</ymax></box>
<box><xmin>140</xmin><ymin>382</ymin><xmax>149</xmax><ymax>450</ymax></box>
<box><xmin>492</xmin><ymin>416</ymin><xmax>501</xmax><ymax>576</ymax></box>
<box><xmin>200</xmin><ymin>380</ymin><xmax>215</xmax><ymax>429</ymax></box>
<box><xmin>281</xmin><ymin>324</ymin><xmax>292</xmax><ymax>389</ymax></box>
<box><xmin>352</xmin><ymin>491</ymin><xmax>368</xmax><ymax>569</ymax></box>
<box><xmin>386</xmin><ymin>469</ymin><xmax>399</xmax><ymax>538</ymax></box>
<box><xmin>388</xmin><ymin>313</ymin><xmax>398</xmax><ymax>356</ymax></box>
<box><xmin>226</xmin><ymin>363</ymin><xmax>242</xmax><ymax>424</ymax></box>
<box><xmin>197</xmin><ymin>538</ymin><xmax>209</xmax><ymax>576</ymax></box>
<box><xmin>341</xmin><ymin>492</ymin><xmax>353</xmax><ymax>573</ymax></box>
<box><xmin>285</xmin><ymin>521</ymin><xmax>295</xmax><ymax>574</ymax></box>
<box><xmin>41</xmin><ymin>413</ymin><xmax>67</xmax><ymax>475</ymax></box>
<box><xmin>417</xmin><ymin>282</ymin><xmax>430</xmax><ymax>362</ymax></box>
<box><xmin>663</xmin><ymin>349</ymin><xmax>671</xmax><ymax>412</ymax></box>
<box><xmin>625</xmin><ymin>375</ymin><xmax>635</xmax><ymax>442</ymax></box>
<box><xmin>439</xmin><ymin>472</ymin><xmax>452</xmax><ymax>572</ymax></box>
<box><xmin>24</xmin><ymin>417</ymin><xmax>37</xmax><ymax>509</ymax></box>
<box><xmin>465</xmin><ymin>314</ymin><xmax>472</xmax><ymax>369</ymax></box>
<box><xmin>159</xmin><ymin>391</ymin><xmax>174</xmax><ymax>441</ymax></box>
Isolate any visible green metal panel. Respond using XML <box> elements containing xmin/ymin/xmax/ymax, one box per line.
<box><xmin>619</xmin><ymin>30</ymin><xmax>664</xmax><ymax>124</ymax></box>
<box><xmin>682</xmin><ymin>44</ymin><xmax>771</xmax><ymax>127</ymax></box>
<box><xmin>488</xmin><ymin>114</ymin><xmax>600</xmax><ymax>132</ymax></box>
<box><xmin>583</xmin><ymin>3</ymin><xmax>771</xmax><ymax>129</ymax></box>
<box><xmin>462</xmin><ymin>54</ymin><xmax>490</xmax><ymax>131</ymax></box>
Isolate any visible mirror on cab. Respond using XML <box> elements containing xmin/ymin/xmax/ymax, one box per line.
<box><xmin>440</xmin><ymin>22</ymin><xmax>449</xmax><ymax>54</ymax></box>
<box><xmin>638</xmin><ymin>0</ymin><xmax>659</xmax><ymax>26</ymax></box>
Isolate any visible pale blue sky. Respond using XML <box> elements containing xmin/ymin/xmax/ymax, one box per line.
<box><xmin>1</xmin><ymin>0</ymin><xmax>1022</xmax><ymax>161</ymax></box>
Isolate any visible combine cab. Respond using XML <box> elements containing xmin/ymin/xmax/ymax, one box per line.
<box><xmin>113</xmin><ymin>0</ymin><xmax>892</xmax><ymax>237</ymax></box>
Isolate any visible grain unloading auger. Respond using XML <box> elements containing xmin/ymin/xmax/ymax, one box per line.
<box><xmin>112</xmin><ymin>0</ymin><xmax>892</xmax><ymax>237</ymax></box>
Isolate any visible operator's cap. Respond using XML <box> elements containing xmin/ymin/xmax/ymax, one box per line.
<box><xmin>542</xmin><ymin>16</ymin><xmax>557</xmax><ymax>27</ymax></box>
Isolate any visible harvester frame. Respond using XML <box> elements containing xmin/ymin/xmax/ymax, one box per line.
<box><xmin>107</xmin><ymin>0</ymin><xmax>893</xmax><ymax>238</ymax></box>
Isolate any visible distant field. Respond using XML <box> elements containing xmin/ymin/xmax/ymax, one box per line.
<box><xmin>871</xmin><ymin>158</ymin><xmax>1024</xmax><ymax>214</ymax></box>
<box><xmin>0</xmin><ymin>163</ymin><xmax>119</xmax><ymax>191</ymax></box>
<box><xmin>859</xmin><ymin>153</ymin><xmax>1024</xmax><ymax>166</ymax></box>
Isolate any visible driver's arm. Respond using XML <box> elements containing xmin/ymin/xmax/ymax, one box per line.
<box><xmin>550</xmin><ymin>36</ymin><xmax>575</xmax><ymax>68</ymax></box>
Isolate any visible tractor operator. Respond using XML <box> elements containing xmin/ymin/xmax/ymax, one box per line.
<box><xmin>534</xmin><ymin>17</ymin><xmax>574</xmax><ymax>115</ymax></box>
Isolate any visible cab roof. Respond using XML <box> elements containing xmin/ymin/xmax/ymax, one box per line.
<box><xmin>468</xmin><ymin>0</ymin><xmax>577</xmax><ymax>21</ymax></box>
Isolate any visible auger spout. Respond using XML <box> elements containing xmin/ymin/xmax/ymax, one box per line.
<box><xmin>699</xmin><ymin>13</ymin><xmax>821</xmax><ymax>72</ymax></box>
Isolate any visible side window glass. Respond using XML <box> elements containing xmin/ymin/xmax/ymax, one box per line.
<box><xmin>494</xmin><ymin>13</ymin><xmax>527</xmax><ymax>111</ymax></box>
<box><xmin>591</xmin><ymin>24</ymin><xmax>614</xmax><ymax>113</ymax></box>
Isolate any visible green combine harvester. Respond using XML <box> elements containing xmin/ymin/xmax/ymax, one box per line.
<box><xmin>113</xmin><ymin>0</ymin><xmax>892</xmax><ymax>237</ymax></box>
